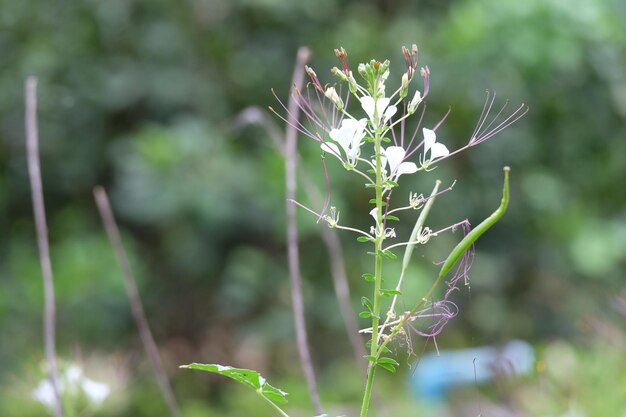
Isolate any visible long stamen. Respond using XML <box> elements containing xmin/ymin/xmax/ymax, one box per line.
<box><xmin>318</xmin><ymin>155</ymin><xmax>332</xmax><ymax>223</ymax></box>
<box><xmin>471</xmin><ymin>90</ymin><xmax>496</xmax><ymax>141</ymax></box>
<box><xmin>404</xmin><ymin>105</ymin><xmax>427</xmax><ymax>159</ymax></box>
<box><xmin>271</xmin><ymin>88</ymin><xmax>320</xmax><ymax>140</ymax></box>
<box><xmin>468</xmin><ymin>90</ymin><xmax>529</xmax><ymax>145</ymax></box>
<box><xmin>472</xmin><ymin>103</ymin><xmax>528</xmax><ymax>144</ymax></box>
<box><xmin>268</xmin><ymin>105</ymin><xmax>318</xmax><ymax>142</ymax></box>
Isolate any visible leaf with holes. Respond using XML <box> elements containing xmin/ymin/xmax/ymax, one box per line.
<box><xmin>180</xmin><ymin>363</ymin><xmax>288</xmax><ymax>404</ymax></box>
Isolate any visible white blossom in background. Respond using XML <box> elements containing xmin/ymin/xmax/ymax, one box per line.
<box><xmin>32</xmin><ymin>363</ymin><xmax>111</xmax><ymax>409</ymax></box>
<box><xmin>32</xmin><ymin>380</ymin><xmax>57</xmax><ymax>408</ymax></box>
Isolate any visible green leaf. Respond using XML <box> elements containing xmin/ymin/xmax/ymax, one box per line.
<box><xmin>381</xmin><ymin>250</ymin><xmax>397</xmax><ymax>260</ymax></box>
<box><xmin>382</xmin><ymin>137</ymin><xmax>391</xmax><ymax>143</ymax></box>
<box><xmin>377</xmin><ymin>363</ymin><xmax>397</xmax><ymax>373</ymax></box>
<box><xmin>385</xmin><ymin>215</ymin><xmax>400</xmax><ymax>221</ymax></box>
<box><xmin>180</xmin><ymin>363</ymin><xmax>288</xmax><ymax>404</ymax></box>
<box><xmin>361</xmin><ymin>296</ymin><xmax>373</xmax><ymax>310</ymax></box>
<box><xmin>359</xmin><ymin>310</ymin><xmax>372</xmax><ymax>319</ymax></box>
<box><xmin>363</xmin><ymin>355</ymin><xmax>377</xmax><ymax>363</ymax></box>
<box><xmin>362</xmin><ymin>273</ymin><xmax>375</xmax><ymax>281</ymax></box>
<box><xmin>377</xmin><ymin>357</ymin><xmax>399</xmax><ymax>366</ymax></box>
<box><xmin>369</xmin><ymin>198</ymin><xmax>377</xmax><ymax>204</ymax></box>
<box><xmin>379</xmin><ymin>289</ymin><xmax>401</xmax><ymax>297</ymax></box>
<box><xmin>356</xmin><ymin>236</ymin><xmax>371</xmax><ymax>242</ymax></box>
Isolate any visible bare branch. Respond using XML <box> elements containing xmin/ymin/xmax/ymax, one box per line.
<box><xmin>93</xmin><ymin>186</ymin><xmax>180</xmax><ymax>417</ymax></box>
<box><xmin>233</xmin><ymin>106</ymin><xmax>367</xmax><ymax>367</ymax></box>
<box><xmin>25</xmin><ymin>77</ymin><xmax>64</xmax><ymax>417</ymax></box>
<box><xmin>284</xmin><ymin>46</ymin><xmax>323</xmax><ymax>415</ymax></box>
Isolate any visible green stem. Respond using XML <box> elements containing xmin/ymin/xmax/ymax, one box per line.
<box><xmin>375</xmin><ymin>166</ymin><xmax>511</xmax><ymax>360</ymax></box>
<box><xmin>360</xmin><ymin>100</ymin><xmax>385</xmax><ymax>417</ymax></box>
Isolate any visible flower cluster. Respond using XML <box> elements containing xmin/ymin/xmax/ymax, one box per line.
<box><xmin>273</xmin><ymin>46</ymin><xmax>525</xmax><ymax>189</ymax></box>
<box><xmin>273</xmin><ymin>43</ymin><xmax>525</xmax><ymax>364</ymax></box>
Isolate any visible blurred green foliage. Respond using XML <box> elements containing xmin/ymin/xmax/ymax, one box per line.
<box><xmin>1</xmin><ymin>0</ymin><xmax>625</xmax><ymax>415</ymax></box>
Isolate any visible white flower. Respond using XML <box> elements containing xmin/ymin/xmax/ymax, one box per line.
<box><xmin>423</xmin><ymin>128</ymin><xmax>449</xmax><ymax>162</ymax></box>
<box><xmin>324</xmin><ymin>86</ymin><xmax>343</xmax><ymax>110</ymax></box>
<box><xmin>408</xmin><ymin>90</ymin><xmax>422</xmax><ymax>114</ymax></box>
<box><xmin>81</xmin><ymin>378</ymin><xmax>110</xmax><ymax>405</ymax></box>
<box><xmin>382</xmin><ymin>146</ymin><xmax>418</xmax><ymax>181</ymax></box>
<box><xmin>33</xmin><ymin>380</ymin><xmax>57</xmax><ymax>407</ymax></box>
<box><xmin>369</xmin><ymin>207</ymin><xmax>378</xmax><ymax>221</ymax></box>
<box><xmin>32</xmin><ymin>363</ymin><xmax>111</xmax><ymax>408</ymax></box>
<box><xmin>321</xmin><ymin>118</ymin><xmax>367</xmax><ymax>165</ymax></box>
<box><xmin>361</xmin><ymin>96</ymin><xmax>397</xmax><ymax>126</ymax></box>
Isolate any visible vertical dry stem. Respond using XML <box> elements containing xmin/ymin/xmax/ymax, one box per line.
<box><xmin>232</xmin><ymin>107</ymin><xmax>366</xmax><ymax>366</ymax></box>
<box><xmin>25</xmin><ymin>77</ymin><xmax>64</xmax><ymax>417</ymax></box>
<box><xmin>93</xmin><ymin>187</ymin><xmax>180</xmax><ymax>417</ymax></box>
<box><xmin>284</xmin><ymin>46</ymin><xmax>323</xmax><ymax>415</ymax></box>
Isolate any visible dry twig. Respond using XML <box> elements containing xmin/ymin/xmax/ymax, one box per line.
<box><xmin>25</xmin><ymin>77</ymin><xmax>64</xmax><ymax>417</ymax></box>
<box><xmin>284</xmin><ymin>46</ymin><xmax>323</xmax><ymax>415</ymax></box>
<box><xmin>93</xmin><ymin>186</ymin><xmax>180</xmax><ymax>417</ymax></box>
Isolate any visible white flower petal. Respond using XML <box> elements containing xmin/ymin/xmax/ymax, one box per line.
<box><xmin>370</xmin><ymin>207</ymin><xmax>378</xmax><ymax>221</ymax></box>
<box><xmin>349</xmin><ymin>119</ymin><xmax>368</xmax><ymax>148</ymax></box>
<box><xmin>377</xmin><ymin>98</ymin><xmax>391</xmax><ymax>117</ymax></box>
<box><xmin>33</xmin><ymin>380</ymin><xmax>57</xmax><ymax>407</ymax></box>
<box><xmin>396</xmin><ymin>162</ymin><xmax>418</xmax><ymax>176</ymax></box>
<box><xmin>321</xmin><ymin>142</ymin><xmax>342</xmax><ymax>159</ymax></box>
<box><xmin>342</xmin><ymin>117</ymin><xmax>367</xmax><ymax>133</ymax></box>
<box><xmin>361</xmin><ymin>96</ymin><xmax>375</xmax><ymax>122</ymax></box>
<box><xmin>335</xmin><ymin>127</ymin><xmax>353</xmax><ymax>153</ymax></box>
<box><xmin>81</xmin><ymin>378</ymin><xmax>110</xmax><ymax>405</ymax></box>
<box><xmin>423</xmin><ymin>128</ymin><xmax>437</xmax><ymax>154</ymax></box>
<box><xmin>430</xmin><ymin>142</ymin><xmax>450</xmax><ymax>160</ymax></box>
<box><xmin>383</xmin><ymin>105</ymin><xmax>397</xmax><ymax>123</ymax></box>
<box><xmin>384</xmin><ymin>146</ymin><xmax>407</xmax><ymax>174</ymax></box>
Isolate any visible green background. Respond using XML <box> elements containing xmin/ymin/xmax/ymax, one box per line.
<box><xmin>1</xmin><ymin>0</ymin><xmax>625</xmax><ymax>415</ymax></box>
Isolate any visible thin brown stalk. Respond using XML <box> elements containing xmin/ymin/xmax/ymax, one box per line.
<box><xmin>232</xmin><ymin>106</ymin><xmax>368</xmax><ymax>367</ymax></box>
<box><xmin>25</xmin><ymin>77</ymin><xmax>64</xmax><ymax>417</ymax></box>
<box><xmin>318</xmin><ymin>227</ymin><xmax>368</xmax><ymax>362</ymax></box>
<box><xmin>284</xmin><ymin>46</ymin><xmax>323</xmax><ymax>415</ymax></box>
<box><xmin>93</xmin><ymin>187</ymin><xmax>180</xmax><ymax>417</ymax></box>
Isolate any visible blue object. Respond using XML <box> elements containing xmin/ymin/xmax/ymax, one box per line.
<box><xmin>409</xmin><ymin>340</ymin><xmax>534</xmax><ymax>400</ymax></box>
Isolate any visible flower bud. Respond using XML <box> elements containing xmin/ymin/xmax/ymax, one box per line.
<box><xmin>347</xmin><ymin>71</ymin><xmax>358</xmax><ymax>94</ymax></box>
<box><xmin>331</xmin><ymin>67</ymin><xmax>348</xmax><ymax>82</ymax></box>
<box><xmin>400</xmin><ymin>73</ymin><xmax>409</xmax><ymax>99</ymax></box>
<box><xmin>408</xmin><ymin>90</ymin><xmax>422</xmax><ymax>114</ymax></box>
<box><xmin>358</xmin><ymin>63</ymin><xmax>367</xmax><ymax>77</ymax></box>
<box><xmin>325</xmin><ymin>86</ymin><xmax>343</xmax><ymax>110</ymax></box>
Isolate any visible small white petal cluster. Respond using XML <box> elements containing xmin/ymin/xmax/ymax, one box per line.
<box><xmin>422</xmin><ymin>128</ymin><xmax>450</xmax><ymax>166</ymax></box>
<box><xmin>32</xmin><ymin>364</ymin><xmax>111</xmax><ymax>408</ymax></box>
<box><xmin>382</xmin><ymin>146</ymin><xmax>418</xmax><ymax>181</ymax></box>
<box><xmin>361</xmin><ymin>96</ymin><xmax>397</xmax><ymax>126</ymax></box>
<box><xmin>322</xmin><ymin>118</ymin><xmax>367</xmax><ymax>166</ymax></box>
<box><xmin>317</xmin><ymin>57</ymin><xmax>452</xmax><ymax>182</ymax></box>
